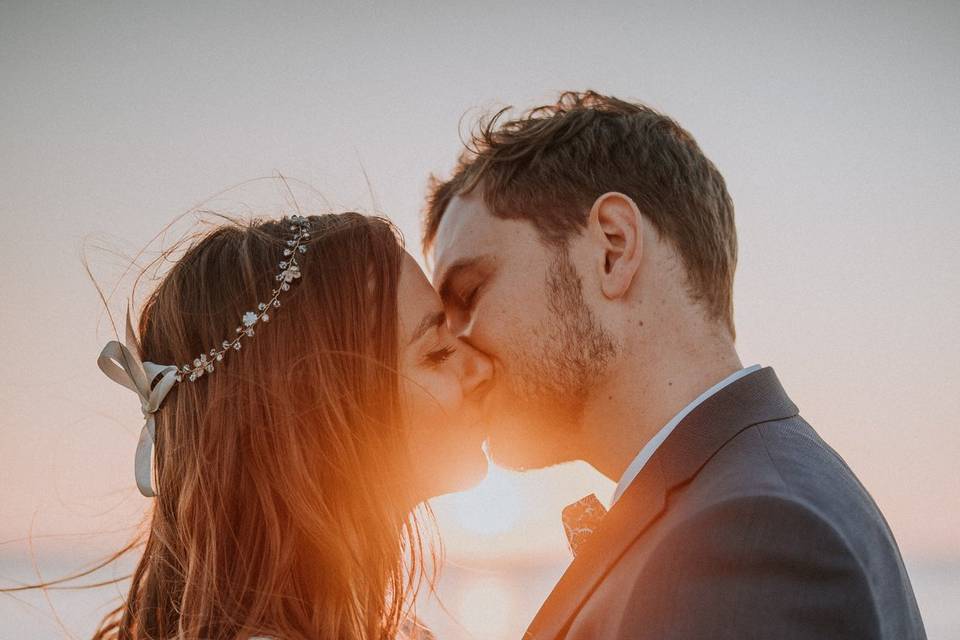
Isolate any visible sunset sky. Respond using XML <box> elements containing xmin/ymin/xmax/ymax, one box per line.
<box><xmin>1</xmin><ymin>2</ymin><xmax>959</xmax><ymax>638</ymax></box>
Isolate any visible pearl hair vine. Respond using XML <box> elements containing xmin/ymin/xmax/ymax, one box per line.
<box><xmin>176</xmin><ymin>214</ymin><xmax>312</xmax><ymax>382</ymax></box>
<box><xmin>96</xmin><ymin>214</ymin><xmax>312</xmax><ymax>497</ymax></box>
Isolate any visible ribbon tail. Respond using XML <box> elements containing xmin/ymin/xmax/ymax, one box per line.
<box><xmin>124</xmin><ymin>304</ymin><xmax>143</xmax><ymax>354</ymax></box>
<box><xmin>134</xmin><ymin>416</ymin><xmax>157</xmax><ymax>497</ymax></box>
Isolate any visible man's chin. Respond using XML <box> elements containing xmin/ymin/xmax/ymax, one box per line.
<box><xmin>485</xmin><ymin>429</ymin><xmax>571</xmax><ymax>472</ymax></box>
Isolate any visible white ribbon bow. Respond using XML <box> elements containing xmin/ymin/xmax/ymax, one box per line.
<box><xmin>96</xmin><ymin>309</ymin><xmax>179</xmax><ymax>497</ymax></box>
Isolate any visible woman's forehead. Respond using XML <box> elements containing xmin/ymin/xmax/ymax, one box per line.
<box><xmin>398</xmin><ymin>253</ymin><xmax>442</xmax><ymax>338</ymax></box>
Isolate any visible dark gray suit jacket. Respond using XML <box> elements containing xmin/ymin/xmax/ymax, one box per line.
<box><xmin>524</xmin><ymin>368</ymin><xmax>925</xmax><ymax>640</ymax></box>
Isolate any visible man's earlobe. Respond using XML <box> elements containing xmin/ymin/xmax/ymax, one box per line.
<box><xmin>590</xmin><ymin>192</ymin><xmax>643</xmax><ymax>300</ymax></box>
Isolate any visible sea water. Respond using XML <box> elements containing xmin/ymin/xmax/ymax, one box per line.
<box><xmin>1</xmin><ymin>554</ymin><xmax>957</xmax><ymax>639</ymax></box>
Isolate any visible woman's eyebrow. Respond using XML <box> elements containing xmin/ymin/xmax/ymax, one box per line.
<box><xmin>408</xmin><ymin>310</ymin><xmax>446</xmax><ymax>345</ymax></box>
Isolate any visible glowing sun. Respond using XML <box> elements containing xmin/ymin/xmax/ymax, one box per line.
<box><xmin>450</xmin><ymin>464</ymin><xmax>524</xmax><ymax>536</ymax></box>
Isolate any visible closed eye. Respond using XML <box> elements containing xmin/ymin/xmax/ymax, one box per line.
<box><xmin>437</xmin><ymin>255</ymin><xmax>496</xmax><ymax>314</ymax></box>
<box><xmin>458</xmin><ymin>284</ymin><xmax>482</xmax><ymax>310</ymax></box>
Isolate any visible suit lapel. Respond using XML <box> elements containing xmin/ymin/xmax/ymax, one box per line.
<box><xmin>523</xmin><ymin>456</ymin><xmax>668</xmax><ymax>640</ymax></box>
<box><xmin>523</xmin><ymin>367</ymin><xmax>799</xmax><ymax>640</ymax></box>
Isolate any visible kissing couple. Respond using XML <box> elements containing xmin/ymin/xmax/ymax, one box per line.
<box><xmin>95</xmin><ymin>91</ymin><xmax>926</xmax><ymax>639</ymax></box>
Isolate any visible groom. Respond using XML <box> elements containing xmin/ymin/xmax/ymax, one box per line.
<box><xmin>422</xmin><ymin>91</ymin><xmax>926</xmax><ymax>639</ymax></box>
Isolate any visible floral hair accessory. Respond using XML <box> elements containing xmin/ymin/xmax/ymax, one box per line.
<box><xmin>96</xmin><ymin>215</ymin><xmax>311</xmax><ymax>496</ymax></box>
<box><xmin>176</xmin><ymin>214</ymin><xmax>311</xmax><ymax>382</ymax></box>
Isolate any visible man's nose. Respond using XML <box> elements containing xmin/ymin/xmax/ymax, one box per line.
<box><xmin>447</xmin><ymin>306</ymin><xmax>473</xmax><ymax>340</ymax></box>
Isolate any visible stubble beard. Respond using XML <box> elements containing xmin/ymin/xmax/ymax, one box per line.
<box><xmin>487</xmin><ymin>246</ymin><xmax>617</xmax><ymax>470</ymax></box>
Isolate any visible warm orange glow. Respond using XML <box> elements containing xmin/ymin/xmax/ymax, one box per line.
<box><xmin>2</xmin><ymin>3</ymin><xmax>959</xmax><ymax>637</ymax></box>
<box><xmin>430</xmin><ymin>460</ymin><xmax>614</xmax><ymax>565</ymax></box>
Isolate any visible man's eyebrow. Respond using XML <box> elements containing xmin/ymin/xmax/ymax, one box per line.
<box><xmin>437</xmin><ymin>255</ymin><xmax>494</xmax><ymax>302</ymax></box>
<box><xmin>409</xmin><ymin>310</ymin><xmax>446</xmax><ymax>345</ymax></box>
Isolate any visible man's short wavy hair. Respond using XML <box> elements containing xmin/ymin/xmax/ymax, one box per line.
<box><xmin>423</xmin><ymin>90</ymin><xmax>738</xmax><ymax>336</ymax></box>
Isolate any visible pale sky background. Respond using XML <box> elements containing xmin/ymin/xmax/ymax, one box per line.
<box><xmin>1</xmin><ymin>1</ymin><xmax>959</xmax><ymax>638</ymax></box>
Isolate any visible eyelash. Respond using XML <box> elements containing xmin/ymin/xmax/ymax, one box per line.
<box><xmin>424</xmin><ymin>345</ymin><xmax>457</xmax><ymax>367</ymax></box>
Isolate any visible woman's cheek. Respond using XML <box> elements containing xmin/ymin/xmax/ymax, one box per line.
<box><xmin>430</xmin><ymin>369</ymin><xmax>464</xmax><ymax>415</ymax></box>
<box><xmin>405</xmin><ymin>369</ymin><xmax>462</xmax><ymax>428</ymax></box>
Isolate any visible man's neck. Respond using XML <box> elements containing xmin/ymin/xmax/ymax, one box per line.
<box><xmin>578</xmin><ymin>336</ymin><xmax>744</xmax><ymax>482</ymax></box>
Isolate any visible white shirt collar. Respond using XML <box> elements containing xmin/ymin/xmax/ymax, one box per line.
<box><xmin>611</xmin><ymin>365</ymin><xmax>762</xmax><ymax>505</ymax></box>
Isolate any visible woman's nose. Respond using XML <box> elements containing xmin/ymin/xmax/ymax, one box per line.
<box><xmin>457</xmin><ymin>338</ymin><xmax>493</xmax><ymax>397</ymax></box>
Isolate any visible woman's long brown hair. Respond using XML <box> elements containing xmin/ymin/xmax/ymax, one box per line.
<box><xmin>46</xmin><ymin>212</ymin><xmax>431</xmax><ymax>639</ymax></box>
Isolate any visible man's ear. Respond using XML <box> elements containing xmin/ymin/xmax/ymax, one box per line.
<box><xmin>588</xmin><ymin>192</ymin><xmax>643</xmax><ymax>300</ymax></box>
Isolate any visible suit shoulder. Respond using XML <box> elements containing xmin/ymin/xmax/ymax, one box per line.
<box><xmin>685</xmin><ymin>418</ymin><xmax>901</xmax><ymax>564</ymax></box>
<box><xmin>662</xmin><ymin>492</ymin><xmax>858</xmax><ymax>557</ymax></box>
<box><xmin>692</xmin><ymin>416</ymin><xmax>877</xmax><ymax>516</ymax></box>
<box><xmin>614</xmin><ymin>495</ymin><xmax>885</xmax><ymax>639</ymax></box>
<box><xmin>662</xmin><ymin>417</ymin><xmax>925</xmax><ymax>639</ymax></box>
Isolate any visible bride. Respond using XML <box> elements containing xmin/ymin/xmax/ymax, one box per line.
<box><xmin>92</xmin><ymin>211</ymin><xmax>492</xmax><ymax>639</ymax></box>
